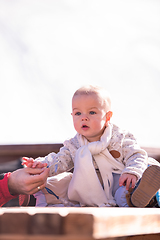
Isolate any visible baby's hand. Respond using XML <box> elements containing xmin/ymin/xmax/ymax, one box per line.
<box><xmin>22</xmin><ymin>157</ymin><xmax>47</xmax><ymax>169</ymax></box>
<box><xmin>119</xmin><ymin>173</ymin><xmax>137</xmax><ymax>191</ymax></box>
<box><xmin>22</xmin><ymin>157</ymin><xmax>34</xmax><ymax>168</ymax></box>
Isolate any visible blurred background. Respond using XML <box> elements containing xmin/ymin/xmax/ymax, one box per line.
<box><xmin>0</xmin><ymin>0</ymin><xmax>160</xmax><ymax>148</ymax></box>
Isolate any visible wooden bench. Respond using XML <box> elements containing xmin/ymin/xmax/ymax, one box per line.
<box><xmin>0</xmin><ymin>144</ymin><xmax>160</xmax><ymax>239</ymax></box>
<box><xmin>0</xmin><ymin>207</ymin><xmax>160</xmax><ymax>240</ymax></box>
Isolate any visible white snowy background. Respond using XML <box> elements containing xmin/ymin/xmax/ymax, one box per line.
<box><xmin>0</xmin><ymin>0</ymin><xmax>160</xmax><ymax>148</ymax></box>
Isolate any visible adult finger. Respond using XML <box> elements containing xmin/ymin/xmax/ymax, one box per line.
<box><xmin>25</xmin><ymin>167</ymin><xmax>45</xmax><ymax>175</ymax></box>
<box><xmin>28</xmin><ymin>168</ymin><xmax>49</xmax><ymax>185</ymax></box>
<box><xmin>22</xmin><ymin>168</ymin><xmax>49</xmax><ymax>194</ymax></box>
<box><xmin>30</xmin><ymin>182</ymin><xmax>47</xmax><ymax>195</ymax></box>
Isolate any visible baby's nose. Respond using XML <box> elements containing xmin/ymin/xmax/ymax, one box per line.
<box><xmin>81</xmin><ymin>114</ymin><xmax>88</xmax><ymax>121</ymax></box>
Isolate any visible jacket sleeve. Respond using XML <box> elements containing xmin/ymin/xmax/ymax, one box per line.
<box><xmin>0</xmin><ymin>173</ymin><xmax>18</xmax><ymax>207</ymax></box>
<box><xmin>36</xmin><ymin>145</ymin><xmax>74</xmax><ymax>177</ymax></box>
<box><xmin>121</xmin><ymin>132</ymin><xmax>148</xmax><ymax>179</ymax></box>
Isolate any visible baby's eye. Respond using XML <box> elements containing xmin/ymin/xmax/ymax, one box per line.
<box><xmin>75</xmin><ymin>112</ymin><xmax>81</xmax><ymax>116</ymax></box>
<box><xmin>90</xmin><ymin>111</ymin><xmax>96</xmax><ymax>115</ymax></box>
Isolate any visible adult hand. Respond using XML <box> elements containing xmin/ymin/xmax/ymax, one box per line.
<box><xmin>8</xmin><ymin>167</ymin><xmax>49</xmax><ymax>195</ymax></box>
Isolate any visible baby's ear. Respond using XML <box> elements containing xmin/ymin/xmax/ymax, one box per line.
<box><xmin>106</xmin><ymin>111</ymin><xmax>113</xmax><ymax>123</ymax></box>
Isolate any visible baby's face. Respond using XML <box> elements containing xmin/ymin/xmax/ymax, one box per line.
<box><xmin>72</xmin><ymin>94</ymin><xmax>107</xmax><ymax>142</ymax></box>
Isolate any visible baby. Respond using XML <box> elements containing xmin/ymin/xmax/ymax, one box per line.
<box><xmin>23</xmin><ymin>85</ymin><xmax>160</xmax><ymax>207</ymax></box>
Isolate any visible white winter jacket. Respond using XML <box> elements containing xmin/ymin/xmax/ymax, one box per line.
<box><xmin>39</xmin><ymin>124</ymin><xmax>148</xmax><ymax>180</ymax></box>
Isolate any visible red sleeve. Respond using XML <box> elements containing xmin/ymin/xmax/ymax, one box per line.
<box><xmin>0</xmin><ymin>173</ymin><xmax>18</xmax><ymax>207</ymax></box>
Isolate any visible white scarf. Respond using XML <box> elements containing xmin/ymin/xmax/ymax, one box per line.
<box><xmin>68</xmin><ymin>124</ymin><xmax>124</xmax><ymax>207</ymax></box>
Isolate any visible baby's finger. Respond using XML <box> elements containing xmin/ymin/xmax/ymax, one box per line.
<box><xmin>22</xmin><ymin>157</ymin><xmax>34</xmax><ymax>163</ymax></box>
<box><xmin>22</xmin><ymin>161</ymin><xmax>31</xmax><ymax>167</ymax></box>
<box><xmin>43</xmin><ymin>163</ymin><xmax>48</xmax><ymax>167</ymax></box>
<box><xmin>38</xmin><ymin>163</ymin><xmax>47</xmax><ymax>168</ymax></box>
<box><xmin>26</xmin><ymin>162</ymin><xmax>34</xmax><ymax>168</ymax></box>
<box><xmin>119</xmin><ymin>175</ymin><xmax>126</xmax><ymax>187</ymax></box>
<box><xmin>22</xmin><ymin>157</ymin><xmax>29</xmax><ymax>161</ymax></box>
<box><xmin>125</xmin><ymin>178</ymin><xmax>131</xmax><ymax>191</ymax></box>
<box><xmin>131</xmin><ymin>177</ymin><xmax>137</xmax><ymax>189</ymax></box>
<box><xmin>21</xmin><ymin>161</ymin><xmax>26</xmax><ymax>166</ymax></box>
<box><xmin>32</xmin><ymin>163</ymin><xmax>37</xmax><ymax>168</ymax></box>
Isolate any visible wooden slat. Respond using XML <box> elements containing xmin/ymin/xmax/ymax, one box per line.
<box><xmin>0</xmin><ymin>207</ymin><xmax>160</xmax><ymax>239</ymax></box>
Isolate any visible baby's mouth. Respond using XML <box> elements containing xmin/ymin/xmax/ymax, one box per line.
<box><xmin>82</xmin><ymin>125</ymin><xmax>89</xmax><ymax>129</ymax></box>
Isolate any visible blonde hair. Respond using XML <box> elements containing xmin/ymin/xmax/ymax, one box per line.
<box><xmin>73</xmin><ymin>85</ymin><xmax>111</xmax><ymax>111</ymax></box>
